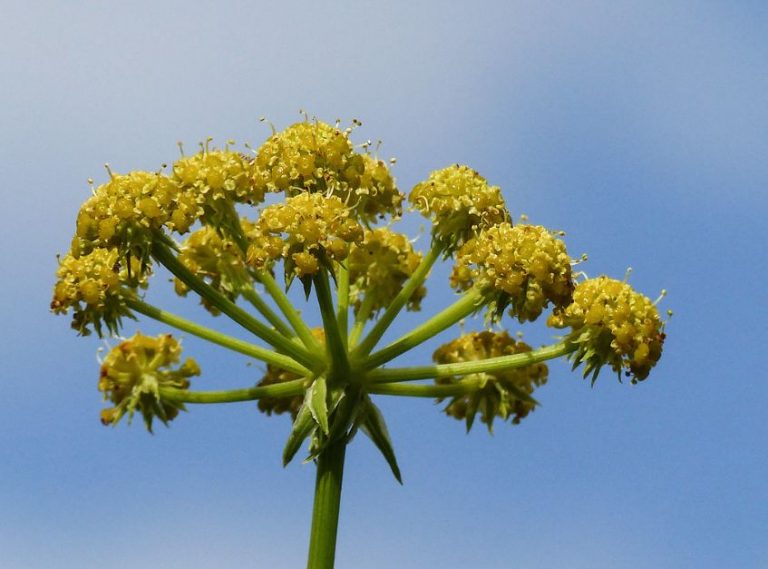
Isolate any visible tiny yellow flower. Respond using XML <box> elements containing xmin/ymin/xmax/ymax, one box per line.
<box><xmin>548</xmin><ymin>276</ymin><xmax>666</xmax><ymax>382</ymax></box>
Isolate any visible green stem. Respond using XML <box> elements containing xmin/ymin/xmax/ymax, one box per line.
<box><xmin>160</xmin><ymin>378</ymin><xmax>306</xmax><ymax>404</ymax></box>
<box><xmin>240</xmin><ymin>286</ymin><xmax>295</xmax><ymax>338</ymax></box>
<box><xmin>152</xmin><ymin>241</ymin><xmax>319</xmax><ymax>371</ymax></box>
<box><xmin>306</xmin><ymin>438</ymin><xmax>347</xmax><ymax>569</ymax></box>
<box><xmin>127</xmin><ymin>298</ymin><xmax>310</xmax><ymax>375</ymax></box>
<box><xmin>348</xmin><ymin>293</ymin><xmax>375</xmax><ymax>348</ymax></box>
<box><xmin>368</xmin><ymin>341</ymin><xmax>576</xmax><ymax>383</ymax></box>
<box><xmin>353</xmin><ymin>243</ymin><xmax>441</xmax><ymax>358</ymax></box>
<box><xmin>314</xmin><ymin>271</ymin><xmax>349</xmax><ymax>378</ymax></box>
<box><xmin>362</xmin><ymin>288</ymin><xmax>486</xmax><ymax>371</ymax></box>
<box><xmin>257</xmin><ymin>270</ymin><xmax>324</xmax><ymax>352</ymax></box>
<box><xmin>336</xmin><ymin>262</ymin><xmax>349</xmax><ymax>348</ymax></box>
<box><xmin>368</xmin><ymin>379</ymin><xmax>483</xmax><ymax>398</ymax></box>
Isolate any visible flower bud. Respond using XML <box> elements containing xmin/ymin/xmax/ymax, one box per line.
<box><xmin>433</xmin><ymin>331</ymin><xmax>548</xmax><ymax>431</ymax></box>
<box><xmin>451</xmin><ymin>223</ymin><xmax>573</xmax><ymax>322</ymax></box>
<box><xmin>98</xmin><ymin>333</ymin><xmax>200</xmax><ymax>431</ymax></box>
<box><xmin>548</xmin><ymin>276</ymin><xmax>666</xmax><ymax>383</ymax></box>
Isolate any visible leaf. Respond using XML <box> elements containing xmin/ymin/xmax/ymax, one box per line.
<box><xmin>360</xmin><ymin>396</ymin><xmax>403</xmax><ymax>484</ymax></box>
<box><xmin>308</xmin><ymin>377</ymin><xmax>329</xmax><ymax>435</ymax></box>
<box><xmin>282</xmin><ymin>395</ymin><xmax>317</xmax><ymax>466</ymax></box>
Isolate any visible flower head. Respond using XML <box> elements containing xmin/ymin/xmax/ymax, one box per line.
<box><xmin>74</xmin><ymin>171</ymin><xmax>186</xmax><ymax>264</ymax></box>
<box><xmin>433</xmin><ymin>331</ymin><xmax>548</xmax><ymax>431</ymax></box>
<box><xmin>548</xmin><ymin>276</ymin><xmax>665</xmax><ymax>383</ymax></box>
<box><xmin>348</xmin><ymin>227</ymin><xmax>426</xmax><ymax>317</ymax></box>
<box><xmin>254</xmin><ymin>121</ymin><xmax>403</xmax><ymax>223</ymax></box>
<box><xmin>248</xmin><ymin>192</ymin><xmax>363</xmax><ymax>280</ymax></box>
<box><xmin>409</xmin><ymin>165</ymin><xmax>509</xmax><ymax>251</ymax></box>
<box><xmin>98</xmin><ymin>333</ymin><xmax>200</xmax><ymax>431</ymax></box>
<box><xmin>451</xmin><ymin>223</ymin><xmax>573</xmax><ymax>322</ymax></box>
<box><xmin>51</xmin><ymin>248</ymin><xmax>147</xmax><ymax>336</ymax></box>
<box><xmin>174</xmin><ymin>219</ymin><xmax>256</xmax><ymax>314</ymax></box>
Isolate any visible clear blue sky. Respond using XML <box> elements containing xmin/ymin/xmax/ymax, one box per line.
<box><xmin>2</xmin><ymin>1</ymin><xmax>766</xmax><ymax>567</ymax></box>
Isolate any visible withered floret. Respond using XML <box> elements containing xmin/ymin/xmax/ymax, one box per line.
<box><xmin>410</xmin><ymin>165</ymin><xmax>509</xmax><ymax>251</ymax></box>
<box><xmin>248</xmin><ymin>193</ymin><xmax>364</xmax><ymax>280</ymax></box>
<box><xmin>451</xmin><ymin>223</ymin><xmax>573</xmax><ymax>322</ymax></box>
<box><xmin>51</xmin><ymin>248</ymin><xmax>147</xmax><ymax>336</ymax></box>
<box><xmin>548</xmin><ymin>276</ymin><xmax>665</xmax><ymax>383</ymax></box>
<box><xmin>348</xmin><ymin>227</ymin><xmax>426</xmax><ymax>317</ymax></box>
<box><xmin>98</xmin><ymin>333</ymin><xmax>200</xmax><ymax>431</ymax></box>
<box><xmin>433</xmin><ymin>331</ymin><xmax>548</xmax><ymax>431</ymax></box>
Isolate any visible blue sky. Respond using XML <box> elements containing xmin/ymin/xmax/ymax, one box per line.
<box><xmin>2</xmin><ymin>1</ymin><xmax>766</xmax><ymax>567</ymax></box>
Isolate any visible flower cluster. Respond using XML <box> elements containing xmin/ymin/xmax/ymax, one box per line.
<box><xmin>548</xmin><ymin>276</ymin><xmax>665</xmax><ymax>382</ymax></box>
<box><xmin>433</xmin><ymin>331</ymin><xmax>548</xmax><ymax>431</ymax></box>
<box><xmin>253</xmin><ymin>120</ymin><xmax>403</xmax><ymax>223</ymax></box>
<box><xmin>51</xmin><ymin>248</ymin><xmax>146</xmax><ymax>336</ymax></box>
<box><xmin>348</xmin><ymin>227</ymin><xmax>426</xmax><ymax>317</ymax></box>
<box><xmin>74</xmin><ymin>171</ymin><xmax>191</xmax><ymax>263</ymax></box>
<box><xmin>248</xmin><ymin>193</ymin><xmax>363</xmax><ymax>279</ymax></box>
<box><xmin>410</xmin><ymin>165</ymin><xmax>509</xmax><ymax>251</ymax></box>
<box><xmin>98</xmin><ymin>333</ymin><xmax>200</xmax><ymax>431</ymax></box>
<box><xmin>451</xmin><ymin>223</ymin><xmax>573</xmax><ymax>322</ymax></box>
<box><xmin>174</xmin><ymin>220</ymin><xmax>256</xmax><ymax>314</ymax></box>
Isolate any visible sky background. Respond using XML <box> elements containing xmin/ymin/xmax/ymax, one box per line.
<box><xmin>1</xmin><ymin>1</ymin><xmax>767</xmax><ymax>567</ymax></box>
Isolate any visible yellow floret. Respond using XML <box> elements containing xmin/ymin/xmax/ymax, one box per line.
<box><xmin>433</xmin><ymin>331</ymin><xmax>548</xmax><ymax>431</ymax></box>
<box><xmin>98</xmin><ymin>333</ymin><xmax>200</xmax><ymax>431</ymax></box>
<box><xmin>410</xmin><ymin>164</ymin><xmax>509</xmax><ymax>251</ymax></box>
<box><xmin>451</xmin><ymin>223</ymin><xmax>573</xmax><ymax>322</ymax></box>
<box><xmin>547</xmin><ymin>276</ymin><xmax>666</xmax><ymax>382</ymax></box>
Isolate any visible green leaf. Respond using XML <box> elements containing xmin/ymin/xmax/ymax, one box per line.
<box><xmin>360</xmin><ymin>396</ymin><xmax>403</xmax><ymax>484</ymax></box>
<box><xmin>282</xmin><ymin>396</ymin><xmax>317</xmax><ymax>466</ymax></box>
<box><xmin>308</xmin><ymin>377</ymin><xmax>330</xmax><ymax>435</ymax></box>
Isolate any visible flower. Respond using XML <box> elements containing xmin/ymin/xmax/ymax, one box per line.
<box><xmin>248</xmin><ymin>192</ymin><xmax>364</xmax><ymax>280</ymax></box>
<box><xmin>98</xmin><ymin>333</ymin><xmax>200</xmax><ymax>431</ymax></box>
<box><xmin>51</xmin><ymin>247</ymin><xmax>147</xmax><ymax>336</ymax></box>
<box><xmin>409</xmin><ymin>164</ymin><xmax>509</xmax><ymax>251</ymax></box>
<box><xmin>547</xmin><ymin>276</ymin><xmax>666</xmax><ymax>383</ymax></box>
<box><xmin>451</xmin><ymin>223</ymin><xmax>573</xmax><ymax>322</ymax></box>
<box><xmin>348</xmin><ymin>227</ymin><xmax>426</xmax><ymax>317</ymax></box>
<box><xmin>433</xmin><ymin>331</ymin><xmax>548</xmax><ymax>431</ymax></box>
<box><xmin>253</xmin><ymin>120</ymin><xmax>403</xmax><ymax>223</ymax></box>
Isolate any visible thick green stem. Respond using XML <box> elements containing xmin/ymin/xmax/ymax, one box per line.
<box><xmin>362</xmin><ymin>288</ymin><xmax>486</xmax><ymax>371</ymax></box>
<box><xmin>368</xmin><ymin>341</ymin><xmax>576</xmax><ymax>383</ymax></box>
<box><xmin>257</xmin><ymin>270</ymin><xmax>324</xmax><ymax>352</ymax></box>
<box><xmin>127</xmin><ymin>298</ymin><xmax>310</xmax><ymax>375</ymax></box>
<box><xmin>152</xmin><ymin>241</ymin><xmax>319</xmax><ymax>370</ymax></box>
<box><xmin>336</xmin><ymin>262</ymin><xmax>349</xmax><ymax>347</ymax></box>
<box><xmin>240</xmin><ymin>286</ymin><xmax>295</xmax><ymax>338</ymax></box>
<box><xmin>354</xmin><ymin>243</ymin><xmax>441</xmax><ymax>357</ymax></box>
<box><xmin>306</xmin><ymin>438</ymin><xmax>347</xmax><ymax>569</ymax></box>
<box><xmin>160</xmin><ymin>378</ymin><xmax>306</xmax><ymax>404</ymax></box>
<box><xmin>315</xmin><ymin>271</ymin><xmax>349</xmax><ymax>378</ymax></box>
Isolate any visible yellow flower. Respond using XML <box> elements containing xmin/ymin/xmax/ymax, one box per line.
<box><xmin>253</xmin><ymin>121</ymin><xmax>403</xmax><ymax>222</ymax></box>
<box><xmin>248</xmin><ymin>192</ymin><xmax>363</xmax><ymax>280</ymax></box>
<box><xmin>433</xmin><ymin>331</ymin><xmax>548</xmax><ymax>431</ymax></box>
<box><xmin>51</xmin><ymin>248</ymin><xmax>147</xmax><ymax>336</ymax></box>
<box><xmin>348</xmin><ymin>227</ymin><xmax>426</xmax><ymax>317</ymax></box>
<box><xmin>451</xmin><ymin>223</ymin><xmax>573</xmax><ymax>322</ymax></box>
<box><xmin>410</xmin><ymin>165</ymin><xmax>509</xmax><ymax>251</ymax></box>
<box><xmin>98</xmin><ymin>333</ymin><xmax>200</xmax><ymax>431</ymax></box>
<box><xmin>548</xmin><ymin>276</ymin><xmax>666</xmax><ymax>382</ymax></box>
